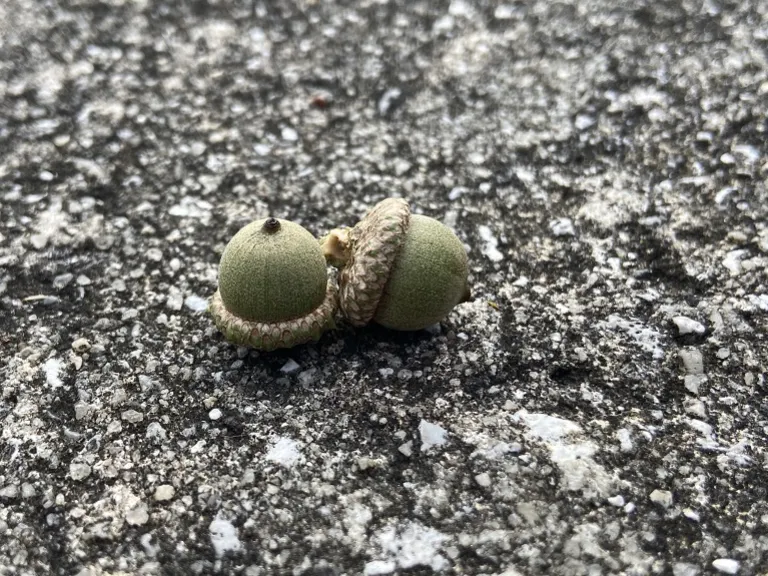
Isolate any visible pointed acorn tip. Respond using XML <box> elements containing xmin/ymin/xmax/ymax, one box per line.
<box><xmin>262</xmin><ymin>217</ymin><xmax>281</xmax><ymax>233</ymax></box>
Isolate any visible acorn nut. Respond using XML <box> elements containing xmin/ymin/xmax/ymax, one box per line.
<box><xmin>209</xmin><ymin>217</ymin><xmax>337</xmax><ymax>351</ymax></box>
<box><xmin>321</xmin><ymin>198</ymin><xmax>470</xmax><ymax>331</ymax></box>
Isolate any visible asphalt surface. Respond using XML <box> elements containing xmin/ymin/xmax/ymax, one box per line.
<box><xmin>1</xmin><ymin>1</ymin><xmax>767</xmax><ymax>575</ymax></box>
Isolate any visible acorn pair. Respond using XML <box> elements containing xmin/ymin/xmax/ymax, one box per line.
<box><xmin>209</xmin><ymin>198</ymin><xmax>470</xmax><ymax>351</ymax></box>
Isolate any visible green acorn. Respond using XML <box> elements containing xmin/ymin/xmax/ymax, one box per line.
<box><xmin>209</xmin><ymin>217</ymin><xmax>337</xmax><ymax>351</ymax></box>
<box><xmin>321</xmin><ymin>198</ymin><xmax>470</xmax><ymax>331</ymax></box>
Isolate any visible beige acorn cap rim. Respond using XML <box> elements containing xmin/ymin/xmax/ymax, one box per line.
<box><xmin>209</xmin><ymin>278</ymin><xmax>338</xmax><ymax>351</ymax></box>
<box><xmin>338</xmin><ymin>197</ymin><xmax>410</xmax><ymax>327</ymax></box>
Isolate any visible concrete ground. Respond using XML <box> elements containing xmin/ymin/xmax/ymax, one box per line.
<box><xmin>1</xmin><ymin>0</ymin><xmax>766</xmax><ymax>574</ymax></box>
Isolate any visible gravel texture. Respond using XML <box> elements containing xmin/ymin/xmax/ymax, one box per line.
<box><xmin>1</xmin><ymin>0</ymin><xmax>767</xmax><ymax>575</ymax></box>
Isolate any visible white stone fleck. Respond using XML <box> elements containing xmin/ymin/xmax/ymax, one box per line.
<box><xmin>549</xmin><ymin>217</ymin><xmax>576</xmax><ymax>237</ymax></box>
<box><xmin>69</xmin><ymin>463</ymin><xmax>92</xmax><ymax>481</ymax></box>
<box><xmin>364</xmin><ymin>560</ymin><xmax>397</xmax><ymax>575</ymax></box>
<box><xmin>280</xmin><ymin>359</ymin><xmax>300</xmax><ymax>373</ymax></box>
<box><xmin>649</xmin><ymin>489</ymin><xmax>673</xmax><ymax>508</ymax></box>
<box><xmin>265</xmin><ymin>437</ymin><xmax>302</xmax><ymax>468</ymax></box>
<box><xmin>71</xmin><ymin>338</ymin><xmax>91</xmax><ymax>353</ymax></box>
<box><xmin>722</xmin><ymin>249</ymin><xmax>748</xmax><ymax>276</ymax></box>
<box><xmin>477</xmin><ymin>225</ymin><xmax>504</xmax><ymax>262</ymax></box>
<box><xmin>494</xmin><ymin>4</ymin><xmax>518</xmax><ymax>19</ymax></box>
<box><xmin>616</xmin><ymin>428</ymin><xmax>634</xmax><ymax>452</ymax></box>
<box><xmin>684</xmin><ymin>374</ymin><xmax>707</xmax><ymax>395</ymax></box>
<box><xmin>512</xmin><ymin>411</ymin><xmax>582</xmax><ymax>441</ymax></box>
<box><xmin>281</xmin><ymin>127</ymin><xmax>298</xmax><ymax>141</ymax></box>
<box><xmin>209</xmin><ymin>518</ymin><xmax>243</xmax><ymax>558</ymax></box>
<box><xmin>398</xmin><ymin>441</ymin><xmax>413</xmax><ymax>457</ymax></box>
<box><xmin>673</xmin><ymin>563</ymin><xmax>700</xmax><ymax>576</ymax></box>
<box><xmin>209</xmin><ymin>408</ymin><xmax>222</xmax><ymax>421</ymax></box>
<box><xmin>168</xmin><ymin>197</ymin><xmax>213</xmax><ymax>222</ymax></box>
<box><xmin>21</xmin><ymin>483</ymin><xmax>35</xmax><ymax>499</ymax></box>
<box><xmin>184</xmin><ymin>295</ymin><xmax>209</xmax><ymax>312</ymax></box>
<box><xmin>711</xmin><ymin>559</ymin><xmax>740</xmax><ymax>574</ymax></box>
<box><xmin>607</xmin><ymin>495</ymin><xmax>625</xmax><ymax>507</ymax></box>
<box><xmin>683</xmin><ymin>509</ymin><xmax>700</xmax><ymax>522</ymax></box>
<box><xmin>600</xmin><ymin>315</ymin><xmax>664</xmax><ymax>359</ymax></box>
<box><xmin>378</xmin><ymin>88</ymin><xmax>402</xmax><ymax>115</ymax></box>
<box><xmin>394</xmin><ymin>159</ymin><xmax>412</xmax><ymax>176</ymax></box>
<box><xmin>146</xmin><ymin>422</ymin><xmax>167</xmax><ymax>444</ymax></box>
<box><xmin>190</xmin><ymin>141</ymin><xmax>207</xmax><ymax>156</ymax></box>
<box><xmin>732</xmin><ymin>144</ymin><xmax>760</xmax><ymax>163</ymax></box>
<box><xmin>154</xmin><ymin>485</ymin><xmax>175</xmax><ymax>501</ymax></box>
<box><xmin>419</xmin><ymin>420</ymin><xmax>448</xmax><ymax>451</ymax></box>
<box><xmin>43</xmin><ymin>358</ymin><xmax>63</xmax><ymax>388</ymax></box>
<box><xmin>372</xmin><ymin>521</ymin><xmax>448</xmax><ymax>572</ymax></box>
<box><xmin>125</xmin><ymin>503</ymin><xmax>149</xmax><ymax>526</ymax></box>
<box><xmin>474</xmin><ymin>473</ymin><xmax>492</xmax><ymax>487</ymax></box>
<box><xmin>679</xmin><ymin>348</ymin><xmax>704</xmax><ymax>375</ymax></box>
<box><xmin>715</xmin><ymin>187</ymin><xmax>737</xmax><ymax>205</ymax></box>
<box><xmin>121</xmin><ymin>409</ymin><xmax>144</xmax><ymax>424</ymax></box>
<box><xmin>0</xmin><ymin>484</ymin><xmax>19</xmax><ymax>499</ymax></box>
<box><xmin>575</xmin><ymin>114</ymin><xmax>596</xmax><ymax>130</ymax></box>
<box><xmin>166</xmin><ymin>287</ymin><xmax>183</xmax><ymax>311</ymax></box>
<box><xmin>672</xmin><ymin>316</ymin><xmax>705</xmax><ymax>335</ymax></box>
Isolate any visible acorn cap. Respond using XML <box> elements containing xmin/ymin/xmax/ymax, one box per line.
<box><xmin>337</xmin><ymin>198</ymin><xmax>410</xmax><ymax>326</ymax></box>
<box><xmin>209</xmin><ymin>279</ymin><xmax>337</xmax><ymax>351</ymax></box>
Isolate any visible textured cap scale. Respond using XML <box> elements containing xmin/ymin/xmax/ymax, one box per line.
<box><xmin>338</xmin><ymin>198</ymin><xmax>410</xmax><ymax>326</ymax></box>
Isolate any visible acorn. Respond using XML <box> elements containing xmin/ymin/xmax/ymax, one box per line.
<box><xmin>209</xmin><ymin>217</ymin><xmax>337</xmax><ymax>351</ymax></box>
<box><xmin>321</xmin><ymin>198</ymin><xmax>470</xmax><ymax>331</ymax></box>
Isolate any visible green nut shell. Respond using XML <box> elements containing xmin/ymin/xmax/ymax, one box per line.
<box><xmin>210</xmin><ymin>217</ymin><xmax>337</xmax><ymax>351</ymax></box>
<box><xmin>374</xmin><ymin>215</ymin><xmax>469</xmax><ymax>331</ymax></box>
<box><xmin>334</xmin><ymin>198</ymin><xmax>470</xmax><ymax>331</ymax></box>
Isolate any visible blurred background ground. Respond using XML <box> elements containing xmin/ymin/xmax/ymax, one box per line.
<box><xmin>1</xmin><ymin>0</ymin><xmax>767</xmax><ymax>575</ymax></box>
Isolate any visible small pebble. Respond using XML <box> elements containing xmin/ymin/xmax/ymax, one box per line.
<box><xmin>70</xmin><ymin>463</ymin><xmax>92</xmax><ymax>481</ymax></box>
<box><xmin>71</xmin><ymin>338</ymin><xmax>91</xmax><ymax>353</ymax></box>
<box><xmin>673</xmin><ymin>563</ymin><xmax>700</xmax><ymax>576</ymax></box>
<box><xmin>209</xmin><ymin>408</ymin><xmax>222</xmax><ymax>421</ymax></box>
<box><xmin>154</xmin><ymin>485</ymin><xmax>175</xmax><ymax>501</ymax></box>
<box><xmin>280</xmin><ymin>359</ymin><xmax>300</xmax><ymax>374</ymax></box>
<box><xmin>122</xmin><ymin>409</ymin><xmax>144</xmax><ymax>424</ymax></box>
<box><xmin>679</xmin><ymin>348</ymin><xmax>704</xmax><ymax>375</ymax></box>
<box><xmin>649</xmin><ymin>489</ymin><xmax>673</xmax><ymax>508</ymax></box>
<box><xmin>53</xmin><ymin>273</ymin><xmax>74</xmax><ymax>289</ymax></box>
<box><xmin>474</xmin><ymin>472</ymin><xmax>492</xmax><ymax>487</ymax></box>
<box><xmin>712</xmin><ymin>559</ymin><xmax>740</xmax><ymax>574</ymax></box>
<box><xmin>0</xmin><ymin>484</ymin><xmax>19</xmax><ymax>499</ymax></box>
<box><xmin>125</xmin><ymin>504</ymin><xmax>149</xmax><ymax>526</ymax></box>
<box><xmin>607</xmin><ymin>495</ymin><xmax>625</xmax><ymax>507</ymax></box>
<box><xmin>672</xmin><ymin>316</ymin><xmax>705</xmax><ymax>335</ymax></box>
<box><xmin>398</xmin><ymin>441</ymin><xmax>413</xmax><ymax>457</ymax></box>
<box><xmin>21</xmin><ymin>483</ymin><xmax>36</xmax><ymax>499</ymax></box>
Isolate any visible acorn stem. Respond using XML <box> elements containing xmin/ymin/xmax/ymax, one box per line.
<box><xmin>320</xmin><ymin>228</ymin><xmax>351</xmax><ymax>267</ymax></box>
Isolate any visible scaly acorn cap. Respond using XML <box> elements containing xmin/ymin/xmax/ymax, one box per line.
<box><xmin>210</xmin><ymin>217</ymin><xmax>337</xmax><ymax>351</ymax></box>
<box><xmin>322</xmin><ymin>198</ymin><xmax>470</xmax><ymax>330</ymax></box>
<box><xmin>324</xmin><ymin>198</ymin><xmax>411</xmax><ymax>326</ymax></box>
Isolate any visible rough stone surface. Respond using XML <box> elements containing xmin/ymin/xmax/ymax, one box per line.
<box><xmin>1</xmin><ymin>0</ymin><xmax>767</xmax><ymax>575</ymax></box>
